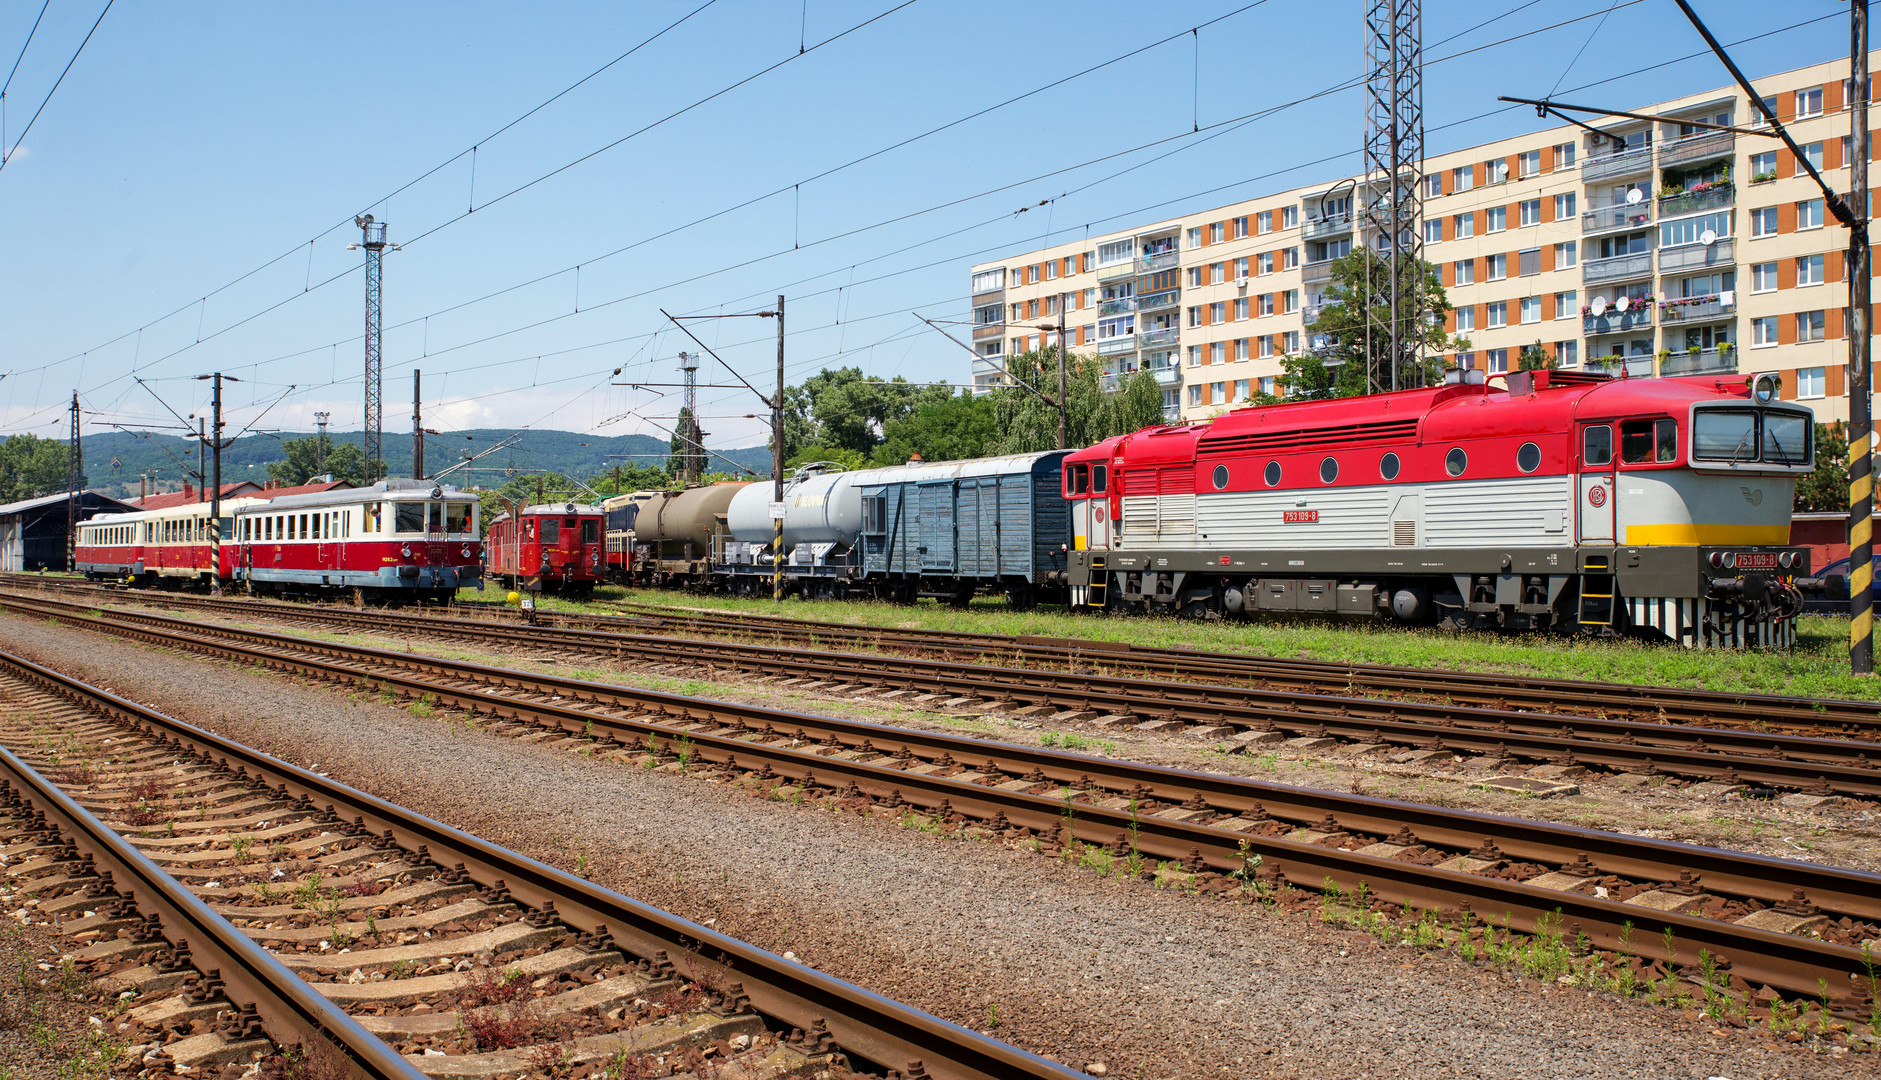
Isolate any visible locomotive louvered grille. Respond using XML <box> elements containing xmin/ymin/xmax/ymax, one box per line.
<box><xmin>1196</xmin><ymin>417</ymin><xmax>1421</xmax><ymax>455</ymax></box>
<box><xmin>1117</xmin><ymin>466</ymin><xmax>1195</xmax><ymax>537</ymax></box>
<box><xmin>1392</xmin><ymin>519</ymin><xmax>1417</xmax><ymax>546</ymax></box>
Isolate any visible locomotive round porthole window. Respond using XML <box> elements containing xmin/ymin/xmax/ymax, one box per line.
<box><xmin>1264</xmin><ymin>460</ymin><xmax>1281</xmax><ymax>487</ymax></box>
<box><xmin>1445</xmin><ymin>447</ymin><xmax>1468</xmax><ymax>477</ymax></box>
<box><xmin>1516</xmin><ymin>441</ymin><xmax>1542</xmax><ymax>474</ymax></box>
<box><xmin>1379</xmin><ymin>452</ymin><xmax>1401</xmax><ymax>481</ymax></box>
<box><xmin>1320</xmin><ymin>456</ymin><xmax>1339</xmax><ymax>483</ymax></box>
<box><xmin>1212</xmin><ymin>464</ymin><xmax>1229</xmax><ymax>490</ymax></box>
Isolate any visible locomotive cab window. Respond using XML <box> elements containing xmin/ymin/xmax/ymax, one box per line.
<box><xmin>1067</xmin><ymin>465</ymin><xmax>1089</xmax><ymax>496</ymax></box>
<box><xmin>395</xmin><ymin>503</ymin><xmax>426</xmax><ymax>534</ymax></box>
<box><xmin>1092</xmin><ymin>465</ymin><xmax>1107</xmax><ymax>494</ymax></box>
<box><xmin>1620</xmin><ymin>419</ymin><xmax>1678</xmax><ymax>464</ymax></box>
<box><xmin>540</xmin><ymin>518</ymin><xmax>560</xmax><ymax>544</ymax></box>
<box><xmin>1582</xmin><ymin>425</ymin><xmax>1613</xmax><ymax>467</ymax></box>
<box><xmin>582</xmin><ymin>520</ymin><xmax>599</xmax><ymax>544</ymax></box>
<box><xmin>445</xmin><ymin>503</ymin><xmax>472</xmax><ymax>533</ymax></box>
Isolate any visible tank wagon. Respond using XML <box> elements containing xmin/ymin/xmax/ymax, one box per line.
<box><xmin>1062</xmin><ymin>368</ymin><xmax>1811</xmax><ymax>647</ymax></box>
<box><xmin>610</xmin><ymin>483</ymin><xmax>750</xmax><ymax>587</ymax></box>
<box><xmin>484</xmin><ymin>501</ymin><xmax>606</xmax><ymax>595</ymax></box>
<box><xmin>717</xmin><ymin>451</ymin><xmax>1072</xmax><ymax>606</ymax></box>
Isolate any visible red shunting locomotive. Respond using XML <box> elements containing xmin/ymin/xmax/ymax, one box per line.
<box><xmin>483</xmin><ymin>501</ymin><xmax>607</xmax><ymax>596</ymax></box>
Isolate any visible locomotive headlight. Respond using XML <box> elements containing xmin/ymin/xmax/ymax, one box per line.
<box><xmin>461</xmin><ymin>545</ymin><xmax>472</xmax><ymax>559</ymax></box>
<box><xmin>1778</xmin><ymin>551</ymin><xmax>1795</xmax><ymax>569</ymax></box>
<box><xmin>401</xmin><ymin>545</ymin><xmax>412</xmax><ymax>558</ymax></box>
<box><xmin>1722</xmin><ymin>552</ymin><xmax>1738</xmax><ymax>570</ymax></box>
<box><xmin>1751</xmin><ymin>372</ymin><xmax>1780</xmax><ymax>404</ymax></box>
<box><xmin>1708</xmin><ymin>552</ymin><xmax>1725</xmax><ymax>569</ymax></box>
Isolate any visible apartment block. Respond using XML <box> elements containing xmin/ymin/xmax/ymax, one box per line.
<box><xmin>968</xmin><ymin>52</ymin><xmax>1877</xmax><ymax>424</ymax></box>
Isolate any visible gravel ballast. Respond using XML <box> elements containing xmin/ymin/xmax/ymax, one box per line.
<box><xmin>0</xmin><ymin>612</ymin><xmax>1867</xmax><ymax>1079</ymax></box>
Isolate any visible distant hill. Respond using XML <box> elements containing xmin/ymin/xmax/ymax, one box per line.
<box><xmin>60</xmin><ymin>429</ymin><xmax>773</xmax><ymax>500</ymax></box>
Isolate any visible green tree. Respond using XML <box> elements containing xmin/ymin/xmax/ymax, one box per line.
<box><xmin>1093</xmin><ymin>368</ymin><xmax>1174</xmax><ymax>436</ymax></box>
<box><xmin>1518</xmin><ymin>341</ymin><xmax>1558</xmax><ymax>371</ymax></box>
<box><xmin>987</xmin><ymin>347</ymin><xmax>1171</xmax><ymax>454</ymax></box>
<box><xmin>776</xmin><ymin>366</ymin><xmax>951</xmax><ymax>461</ymax></box>
<box><xmin>786</xmin><ymin>445</ymin><xmax>868</xmax><ymax>471</ymax></box>
<box><xmin>0</xmin><ymin>434</ymin><xmax>72</xmax><ymax>502</ymax></box>
<box><xmin>1796</xmin><ymin>422</ymin><xmax>1849</xmax><ymax>512</ymax></box>
<box><xmin>590</xmin><ymin>463</ymin><xmax>672</xmax><ymax>498</ymax></box>
<box><xmin>872</xmin><ymin>390</ymin><xmax>998</xmax><ymax>465</ymax></box>
<box><xmin>667</xmin><ymin>407</ymin><xmax>705</xmax><ymax>482</ymax></box>
<box><xmin>266</xmin><ymin>435</ymin><xmax>367</xmax><ymax>487</ymax></box>
<box><xmin>1290</xmin><ymin>252</ymin><xmax>1457</xmax><ymax>399</ymax></box>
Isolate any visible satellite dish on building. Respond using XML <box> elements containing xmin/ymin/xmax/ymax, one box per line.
<box><xmin>1591</xmin><ymin>296</ymin><xmax>1608</xmax><ymax>317</ymax></box>
<box><xmin>1700</xmin><ymin>229</ymin><xmax>1719</xmax><ymax>245</ymax></box>
<box><xmin>1615</xmin><ymin>295</ymin><xmax>1631</xmax><ymax>312</ymax></box>
<box><xmin>1625</xmin><ymin>188</ymin><xmax>1644</xmax><ymax>204</ymax></box>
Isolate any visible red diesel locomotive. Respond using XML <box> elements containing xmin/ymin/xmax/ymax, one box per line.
<box><xmin>483</xmin><ymin>502</ymin><xmax>607</xmax><ymax>595</ymax></box>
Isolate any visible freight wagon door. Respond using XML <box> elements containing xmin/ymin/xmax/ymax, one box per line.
<box><xmin>917</xmin><ymin>481</ymin><xmax>955</xmax><ymax>571</ymax></box>
<box><xmin>1577</xmin><ymin>423</ymin><xmax>1616</xmax><ymax>544</ymax></box>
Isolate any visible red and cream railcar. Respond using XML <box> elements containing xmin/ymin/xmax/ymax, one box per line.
<box><xmin>483</xmin><ymin>502</ymin><xmax>606</xmax><ymax>595</ymax></box>
<box><xmin>232</xmin><ymin>481</ymin><xmax>481</xmax><ymax>602</ymax></box>
<box><xmin>75</xmin><ymin>496</ymin><xmax>271</xmax><ymax>586</ymax></box>
<box><xmin>1063</xmin><ymin>368</ymin><xmax>1812</xmax><ymax>648</ymax></box>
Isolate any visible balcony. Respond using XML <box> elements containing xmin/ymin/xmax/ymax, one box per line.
<box><xmin>1137</xmin><ymin>287</ymin><xmax>1179</xmax><ymax>311</ymax></box>
<box><xmin>1658</xmin><ymin>237</ymin><xmax>1733</xmax><ymax>273</ymax></box>
<box><xmin>1136</xmin><ymin>250</ymin><xmax>1179</xmax><ymax>274</ymax></box>
<box><xmin>1587</xmin><ymin>354</ymin><xmax>1655</xmax><ymax>378</ymax></box>
<box><xmin>1658</xmin><ymin>130</ymin><xmax>1735</xmax><ymax>169</ymax></box>
<box><xmin>1096</xmin><ymin>335</ymin><xmax>1136</xmax><ymax>356</ymax></box>
<box><xmin>1657</xmin><ymin>184</ymin><xmax>1733</xmax><ymax>218</ymax></box>
<box><xmin>1660</xmin><ymin>293</ymin><xmax>1736</xmax><ymax>323</ymax></box>
<box><xmin>1583</xmin><ymin>307</ymin><xmax>1654</xmax><ymax>335</ymax></box>
<box><xmin>1138</xmin><ymin>327</ymin><xmax>1180</xmax><ymax>349</ymax></box>
<box><xmin>1148</xmin><ymin>363</ymin><xmax>1181</xmax><ymax>387</ymax></box>
<box><xmin>971</xmin><ymin>323</ymin><xmax>1003</xmax><ymax>342</ymax></box>
<box><xmin>1660</xmin><ymin>348</ymin><xmax>1737</xmax><ymax>376</ymax></box>
<box><xmin>1302</xmin><ymin>260</ymin><xmax>1337</xmax><ymax>285</ymax></box>
<box><xmin>1302</xmin><ymin>214</ymin><xmax>1353</xmax><ymax>240</ymax></box>
<box><xmin>1582</xmin><ymin>144</ymin><xmax>1656</xmax><ymax>182</ymax></box>
<box><xmin>1096</xmin><ymin>261</ymin><xmax>1137</xmax><ymax>282</ymax></box>
<box><xmin>1581</xmin><ymin>251</ymin><xmax>1654</xmax><ymax>285</ymax></box>
<box><xmin>1581</xmin><ymin>202</ymin><xmax>1652</xmax><ymax>236</ymax></box>
<box><xmin>1098</xmin><ymin>297</ymin><xmax>1137</xmax><ymax>316</ymax></box>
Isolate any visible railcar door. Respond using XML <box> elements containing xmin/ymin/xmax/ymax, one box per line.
<box><xmin>1577</xmin><ymin>423</ymin><xmax>1616</xmax><ymax>544</ymax></box>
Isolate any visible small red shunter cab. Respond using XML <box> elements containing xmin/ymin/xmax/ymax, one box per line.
<box><xmin>483</xmin><ymin>502</ymin><xmax>607</xmax><ymax>596</ymax></box>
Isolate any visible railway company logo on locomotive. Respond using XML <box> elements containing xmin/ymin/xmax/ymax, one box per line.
<box><xmin>1587</xmin><ymin>485</ymin><xmax>1607</xmax><ymax>508</ymax></box>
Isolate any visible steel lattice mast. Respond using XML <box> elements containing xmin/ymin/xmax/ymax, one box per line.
<box><xmin>356</xmin><ymin>215</ymin><xmax>388</xmax><ymax>480</ymax></box>
<box><xmin>1360</xmin><ymin>0</ymin><xmax>1426</xmax><ymax>393</ymax></box>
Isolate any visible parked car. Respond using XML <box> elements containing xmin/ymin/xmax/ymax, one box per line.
<box><xmin>1799</xmin><ymin>555</ymin><xmax>1881</xmax><ymax>612</ymax></box>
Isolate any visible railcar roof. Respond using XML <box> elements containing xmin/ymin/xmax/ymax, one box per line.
<box><xmin>241</xmin><ymin>482</ymin><xmax>475</xmax><ymax>512</ymax></box>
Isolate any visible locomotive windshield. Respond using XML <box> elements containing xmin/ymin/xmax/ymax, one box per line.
<box><xmin>1692</xmin><ymin>408</ymin><xmax>1813</xmax><ymax>466</ymax></box>
<box><xmin>395</xmin><ymin>503</ymin><xmax>426</xmax><ymax>533</ymax></box>
<box><xmin>445</xmin><ymin>503</ymin><xmax>473</xmax><ymax>533</ymax></box>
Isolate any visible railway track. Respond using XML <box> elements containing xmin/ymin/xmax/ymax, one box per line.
<box><xmin>0</xmin><ymin>649</ymin><xmax>1076</xmax><ymax>1080</ymax></box>
<box><xmin>9</xmin><ymin>587</ymin><xmax>1881</xmax><ymax>799</ymax></box>
<box><xmin>6</xmin><ymin>595</ymin><xmax>1879</xmax><ymax>1010</ymax></box>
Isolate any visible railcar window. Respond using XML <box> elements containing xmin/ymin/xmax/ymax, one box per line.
<box><xmin>1212</xmin><ymin>464</ymin><xmax>1229</xmax><ymax>490</ymax></box>
<box><xmin>1070</xmin><ymin>465</ymin><xmax>1089</xmax><ymax>495</ymax></box>
<box><xmin>395</xmin><ymin>503</ymin><xmax>426</xmax><ymax>534</ymax></box>
<box><xmin>1445</xmin><ymin>447</ymin><xmax>1468</xmax><ymax>477</ymax></box>
<box><xmin>1583</xmin><ymin>425</ymin><xmax>1613</xmax><ymax>467</ymax></box>
<box><xmin>1620</xmin><ymin>420</ymin><xmax>1659</xmax><ymax>465</ymax></box>
<box><xmin>1761</xmin><ymin>412</ymin><xmax>1811</xmax><ymax>465</ymax></box>
<box><xmin>1656</xmin><ymin>419</ymin><xmax>1678</xmax><ymax>463</ymax></box>
<box><xmin>1517</xmin><ymin>442</ymin><xmax>1542</xmax><ymax>473</ymax></box>
<box><xmin>541</xmin><ymin>519</ymin><xmax>560</xmax><ymax>544</ymax></box>
<box><xmin>1379</xmin><ymin>453</ymin><xmax>1400</xmax><ymax>481</ymax></box>
<box><xmin>1092</xmin><ymin>465</ymin><xmax>1107</xmax><ymax>494</ymax></box>
<box><xmin>1320</xmin><ymin>457</ymin><xmax>1339</xmax><ymax>483</ymax></box>
<box><xmin>582</xmin><ymin>520</ymin><xmax>599</xmax><ymax>544</ymax></box>
<box><xmin>1692</xmin><ymin>410</ymin><xmax>1758</xmax><ymax>461</ymax></box>
<box><xmin>1263</xmin><ymin>461</ymin><xmax>1281</xmax><ymax>487</ymax></box>
<box><xmin>446</xmin><ymin>503</ymin><xmax>472</xmax><ymax>533</ymax></box>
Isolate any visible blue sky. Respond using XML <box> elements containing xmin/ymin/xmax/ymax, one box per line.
<box><xmin>0</xmin><ymin>0</ymin><xmax>1854</xmax><ymax>454</ymax></box>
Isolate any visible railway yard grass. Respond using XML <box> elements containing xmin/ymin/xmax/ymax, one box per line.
<box><xmin>456</xmin><ymin>586</ymin><xmax>1875</xmax><ymax>704</ymax></box>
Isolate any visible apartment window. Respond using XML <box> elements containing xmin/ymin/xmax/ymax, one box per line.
<box><xmin>1084</xmin><ymin>287</ymin><xmax>1098</xmax><ymax>305</ymax></box>
<box><xmin>970</xmin><ymin>268</ymin><xmax>1004</xmax><ymax>292</ymax></box>
<box><xmin>1235</xmin><ymin>338</ymin><xmax>1249</xmax><ymax>361</ymax></box>
<box><xmin>1798</xmin><ymin>199</ymin><xmax>1825</xmax><ymax>229</ymax></box>
<box><xmin>1211</xmin><ymin>262</ymin><xmax>1225</xmax><ymax>285</ymax></box>
<box><xmin>1098</xmin><ymin>238</ymin><xmax>1134</xmax><ymax>266</ymax></box>
<box><xmin>1283</xmin><ymin>330</ymin><xmax>1300</xmax><ymax>353</ymax></box>
<box><xmin>1797</xmin><ymin>310</ymin><xmax>1826</xmax><ymax>342</ymax></box>
<box><xmin>1520</xmin><ymin>297</ymin><xmax>1541</xmax><ymax>324</ymax></box>
<box><xmin>1452</xmin><ymin>166</ymin><xmax>1474</xmax><ymax>192</ymax></box>
<box><xmin>1487</xmin><ymin>301</ymin><xmax>1507</xmax><ymax>328</ymax></box>
<box><xmin>1798</xmin><ymin>253</ymin><xmax>1826</xmax><ymax>286</ymax></box>
<box><xmin>1456</xmin><ymin>351</ymin><xmax>1475</xmax><ymax>369</ymax></box>
<box><xmin>1454</xmin><ymin>259</ymin><xmax>1475</xmax><ymax>285</ymax></box>
<box><xmin>1554</xmin><ymin>240</ymin><xmax>1577</xmax><ymax>268</ymax></box>
<box><xmin>1210</xmin><ymin>222</ymin><xmax>1225</xmax><ymax>243</ymax></box>
<box><xmin>1552</xmin><ymin>142</ymin><xmax>1575</xmax><ymax>168</ymax></box>
<box><xmin>975</xmin><ymin>303</ymin><xmax>1001</xmax><ymax>325</ymax></box>
<box><xmin>1210</xmin><ymin>342</ymin><xmax>1226</xmax><ymax>365</ymax></box>
<box><xmin>1843</xmin><ymin>76</ymin><xmax>1873</xmax><ymax>106</ymax></box>
<box><xmin>1187</xmin><ymin>306</ymin><xmax>1202</xmax><ymax>327</ymax></box>
<box><xmin>1423</xmin><ymin>220</ymin><xmax>1443</xmax><ymax>244</ymax></box>
<box><xmin>1283</xmin><ymin>290</ymin><xmax>1298</xmax><ymax>313</ymax></box>
<box><xmin>1210</xmin><ymin>301</ymin><xmax>1227</xmax><ymax>322</ymax></box>
<box><xmin>1752</xmin><ymin>316</ymin><xmax>1779</xmax><ymax>346</ymax></box>
<box><xmin>1796</xmin><ymin>87</ymin><xmax>1823</xmax><ymax>118</ymax></box>
<box><xmin>1519</xmin><ymin>199</ymin><xmax>1541</xmax><ymax>227</ymax></box>
<box><xmin>1227</xmin><ymin>379</ymin><xmax>1245</xmax><ymax>401</ymax></box>
<box><xmin>1257</xmin><ymin>210</ymin><xmax>1273</xmax><ymax>234</ymax></box>
<box><xmin>1187</xmin><ymin>266</ymin><xmax>1203</xmax><ymax>288</ymax></box>
<box><xmin>1802</xmin><ymin>142</ymin><xmax>1825</xmax><ymax>172</ymax></box>
<box><xmin>1660</xmin><ymin>210</ymin><xmax>1732</xmax><ymax>248</ymax></box>
<box><xmin>1206</xmin><ymin>381</ymin><xmax>1223</xmax><ymax>403</ymax></box>
<box><xmin>1421</xmin><ymin>175</ymin><xmax>1442</xmax><ymax>198</ymax></box>
<box><xmin>1486</xmin><ymin>253</ymin><xmax>1507</xmax><ymax>281</ymax></box>
<box><xmin>1556</xmin><ymin>340</ymin><xmax>1579</xmax><ymax>367</ymax></box>
<box><xmin>1187</xmin><ymin>384</ymin><xmax>1203</xmax><ymax>406</ymax></box>
<box><xmin>1517</xmin><ymin>150</ymin><xmax>1540</xmax><ymax>178</ymax></box>
<box><xmin>1259</xmin><ymin>293</ymin><xmax>1274</xmax><ymax>316</ymax></box>
<box><xmin>1283</xmin><ymin>247</ymin><xmax>1299</xmax><ymax>269</ymax></box>
<box><xmin>1486</xmin><ymin>348</ymin><xmax>1509</xmax><ymax>374</ymax></box>
<box><xmin>1843</xmin><ymin>135</ymin><xmax>1853</xmax><ymax>167</ymax></box>
<box><xmin>1748</xmin><ymin>151</ymin><xmax>1777</xmax><ymax>179</ymax></box>
<box><xmin>1187</xmin><ymin>345</ymin><xmax>1202</xmax><ymax>367</ymax></box>
<box><xmin>1233</xmin><ymin>216</ymin><xmax>1248</xmax><ymax>238</ymax></box>
<box><xmin>1234</xmin><ymin>297</ymin><xmax>1248</xmax><ymax>320</ymax></box>
<box><xmin>1554</xmin><ymin>290</ymin><xmax>1576</xmax><ymax>317</ymax></box>
<box><xmin>1234</xmin><ymin>256</ymin><xmax>1250</xmax><ymax>278</ymax></box>
<box><xmin>1798</xmin><ymin>366</ymin><xmax>1827</xmax><ymax>399</ymax></box>
<box><xmin>1486</xmin><ymin>206</ymin><xmax>1507</xmax><ymax>233</ymax></box>
<box><xmin>1258</xmin><ymin>335</ymin><xmax>1274</xmax><ymax>358</ymax></box>
<box><xmin>1486</xmin><ymin>158</ymin><xmax>1509</xmax><ymax>184</ymax></box>
<box><xmin>1260</xmin><ymin>375</ymin><xmax>1276</xmax><ymax>395</ymax></box>
<box><xmin>1518</xmin><ymin>248</ymin><xmax>1540</xmax><ymax>277</ymax></box>
<box><xmin>1282</xmin><ymin>206</ymin><xmax>1298</xmax><ymax>228</ymax></box>
<box><xmin>1042</xmin><ymin>260</ymin><xmax>1056</xmax><ymax>280</ymax></box>
<box><xmin>1454</xmin><ymin>212</ymin><xmax>1474</xmax><ymax>238</ymax></box>
<box><xmin>1187</xmin><ymin>227</ymin><xmax>1202</xmax><ymax>249</ymax></box>
<box><xmin>1258</xmin><ymin>252</ymin><xmax>1274</xmax><ymax>275</ymax></box>
<box><xmin>1750</xmin><ymin>207</ymin><xmax>1779</xmax><ymax>237</ymax></box>
<box><xmin>1553</xmin><ymin>193</ymin><xmax>1576</xmax><ymax>219</ymax></box>
<box><xmin>1456</xmin><ymin>306</ymin><xmax>1476</xmax><ymax>332</ymax></box>
<box><xmin>1750</xmin><ymin>262</ymin><xmax>1778</xmax><ymax>292</ymax></box>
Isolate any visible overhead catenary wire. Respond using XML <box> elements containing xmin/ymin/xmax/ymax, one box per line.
<box><xmin>0</xmin><ymin>0</ymin><xmax>112</xmax><ymax>171</ymax></box>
